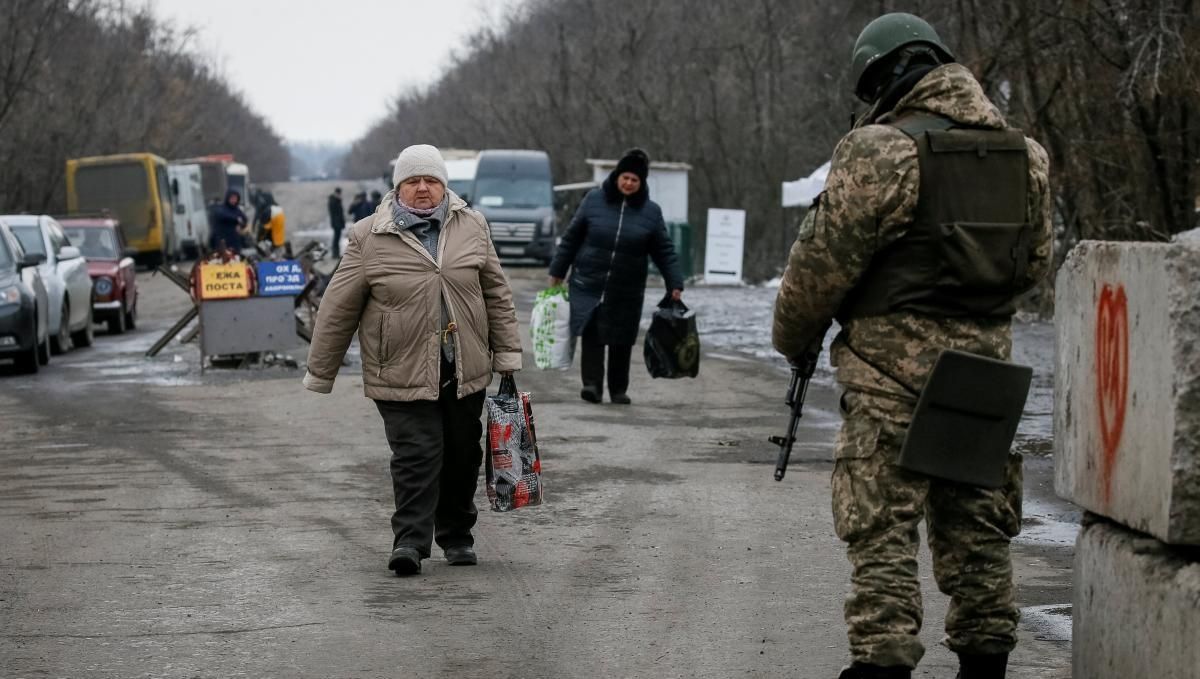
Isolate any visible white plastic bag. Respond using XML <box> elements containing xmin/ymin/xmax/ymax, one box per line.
<box><xmin>530</xmin><ymin>286</ymin><xmax>574</xmax><ymax>370</ymax></box>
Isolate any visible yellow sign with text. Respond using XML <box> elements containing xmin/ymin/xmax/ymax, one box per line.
<box><xmin>199</xmin><ymin>262</ymin><xmax>250</xmax><ymax>300</ymax></box>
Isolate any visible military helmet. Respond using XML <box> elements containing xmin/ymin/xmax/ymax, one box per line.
<box><xmin>851</xmin><ymin>13</ymin><xmax>955</xmax><ymax>102</ymax></box>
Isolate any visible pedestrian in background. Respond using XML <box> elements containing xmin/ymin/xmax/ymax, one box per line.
<box><xmin>327</xmin><ymin>187</ymin><xmax>345</xmax><ymax>257</ymax></box>
<box><xmin>369</xmin><ymin>190</ymin><xmax>383</xmax><ymax>211</ymax></box>
<box><xmin>208</xmin><ymin>189</ymin><xmax>247</xmax><ymax>254</ymax></box>
<box><xmin>304</xmin><ymin>144</ymin><xmax>522</xmax><ymax>576</ymax></box>
<box><xmin>348</xmin><ymin>191</ymin><xmax>373</xmax><ymax>222</ymax></box>
<box><xmin>252</xmin><ymin>190</ymin><xmax>274</xmax><ymax>242</ymax></box>
<box><xmin>264</xmin><ymin>198</ymin><xmax>286</xmax><ymax>249</ymax></box>
<box><xmin>548</xmin><ymin>148</ymin><xmax>684</xmax><ymax>405</ymax></box>
<box><xmin>771</xmin><ymin>13</ymin><xmax>1052</xmax><ymax>679</ymax></box>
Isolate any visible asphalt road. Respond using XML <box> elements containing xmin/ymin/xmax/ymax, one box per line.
<box><xmin>0</xmin><ymin>264</ymin><xmax>1073</xmax><ymax>678</ymax></box>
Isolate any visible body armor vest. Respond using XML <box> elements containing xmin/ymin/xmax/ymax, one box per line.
<box><xmin>837</xmin><ymin>114</ymin><xmax>1033</xmax><ymax>321</ymax></box>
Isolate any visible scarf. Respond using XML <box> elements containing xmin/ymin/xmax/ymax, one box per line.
<box><xmin>387</xmin><ymin>193</ymin><xmax>456</xmax><ymax>364</ymax></box>
<box><xmin>395</xmin><ymin>194</ymin><xmax>440</xmax><ymax>218</ymax></box>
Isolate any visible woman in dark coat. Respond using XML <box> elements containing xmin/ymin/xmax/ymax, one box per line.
<box><xmin>548</xmin><ymin>148</ymin><xmax>684</xmax><ymax>404</ymax></box>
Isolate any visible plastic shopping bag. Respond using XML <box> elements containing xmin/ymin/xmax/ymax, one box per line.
<box><xmin>531</xmin><ymin>285</ymin><xmax>574</xmax><ymax>370</ymax></box>
<box><xmin>644</xmin><ymin>294</ymin><xmax>701</xmax><ymax>379</ymax></box>
<box><xmin>485</xmin><ymin>374</ymin><xmax>544</xmax><ymax>512</ymax></box>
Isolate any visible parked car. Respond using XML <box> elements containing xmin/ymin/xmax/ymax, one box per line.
<box><xmin>167</xmin><ymin>163</ymin><xmax>210</xmax><ymax>258</ymax></box>
<box><xmin>60</xmin><ymin>216</ymin><xmax>138</xmax><ymax>334</ymax></box>
<box><xmin>2</xmin><ymin>214</ymin><xmax>94</xmax><ymax>353</ymax></box>
<box><xmin>0</xmin><ymin>220</ymin><xmax>51</xmax><ymax>373</ymax></box>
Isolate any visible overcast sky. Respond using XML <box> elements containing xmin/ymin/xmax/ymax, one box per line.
<box><xmin>148</xmin><ymin>0</ymin><xmax>520</xmax><ymax>145</ymax></box>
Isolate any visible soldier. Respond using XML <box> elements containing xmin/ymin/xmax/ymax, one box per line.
<box><xmin>772</xmin><ymin>13</ymin><xmax>1053</xmax><ymax>679</ymax></box>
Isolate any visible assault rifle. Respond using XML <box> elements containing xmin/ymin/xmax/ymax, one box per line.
<box><xmin>769</xmin><ymin>351</ymin><xmax>819</xmax><ymax>481</ymax></box>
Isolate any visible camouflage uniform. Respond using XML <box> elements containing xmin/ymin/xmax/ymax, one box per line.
<box><xmin>772</xmin><ymin>64</ymin><xmax>1052</xmax><ymax>669</ymax></box>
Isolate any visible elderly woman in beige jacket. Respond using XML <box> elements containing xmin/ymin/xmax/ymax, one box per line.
<box><xmin>304</xmin><ymin>144</ymin><xmax>522</xmax><ymax>576</ymax></box>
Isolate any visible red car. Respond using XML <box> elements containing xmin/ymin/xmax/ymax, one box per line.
<box><xmin>59</xmin><ymin>217</ymin><xmax>138</xmax><ymax>334</ymax></box>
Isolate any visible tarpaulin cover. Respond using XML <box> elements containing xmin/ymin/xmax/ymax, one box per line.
<box><xmin>485</xmin><ymin>375</ymin><xmax>544</xmax><ymax>511</ymax></box>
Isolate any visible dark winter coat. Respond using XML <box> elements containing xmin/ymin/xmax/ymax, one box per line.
<box><xmin>328</xmin><ymin>194</ymin><xmax>346</xmax><ymax>230</ymax></box>
<box><xmin>208</xmin><ymin>191</ymin><xmax>247</xmax><ymax>251</ymax></box>
<box><xmin>348</xmin><ymin>198</ymin><xmax>374</xmax><ymax>222</ymax></box>
<box><xmin>548</xmin><ymin>175</ymin><xmax>684</xmax><ymax>345</ymax></box>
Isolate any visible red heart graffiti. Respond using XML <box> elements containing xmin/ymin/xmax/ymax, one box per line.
<box><xmin>1095</xmin><ymin>284</ymin><xmax>1129</xmax><ymax>504</ymax></box>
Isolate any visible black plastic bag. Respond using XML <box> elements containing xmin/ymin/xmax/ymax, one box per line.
<box><xmin>644</xmin><ymin>294</ymin><xmax>700</xmax><ymax>379</ymax></box>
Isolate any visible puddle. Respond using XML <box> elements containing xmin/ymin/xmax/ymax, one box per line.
<box><xmin>1021</xmin><ymin>603</ymin><xmax>1073</xmax><ymax>642</ymax></box>
<box><xmin>1016</xmin><ymin>498</ymin><xmax>1081</xmax><ymax>547</ymax></box>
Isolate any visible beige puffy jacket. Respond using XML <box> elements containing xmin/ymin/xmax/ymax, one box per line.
<box><xmin>303</xmin><ymin>192</ymin><xmax>522</xmax><ymax>400</ymax></box>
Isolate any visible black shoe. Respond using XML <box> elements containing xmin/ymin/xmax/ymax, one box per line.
<box><xmin>388</xmin><ymin>546</ymin><xmax>422</xmax><ymax>576</ymax></box>
<box><xmin>837</xmin><ymin>664</ymin><xmax>912</xmax><ymax>679</ymax></box>
<box><xmin>580</xmin><ymin>385</ymin><xmax>602</xmax><ymax>403</ymax></box>
<box><xmin>610</xmin><ymin>393</ymin><xmax>632</xmax><ymax>405</ymax></box>
<box><xmin>955</xmin><ymin>653</ymin><xmax>1007</xmax><ymax>679</ymax></box>
<box><xmin>444</xmin><ymin>545</ymin><xmax>478</xmax><ymax>566</ymax></box>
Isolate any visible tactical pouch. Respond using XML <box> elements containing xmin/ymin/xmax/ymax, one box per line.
<box><xmin>898</xmin><ymin>349</ymin><xmax>1032</xmax><ymax>488</ymax></box>
<box><xmin>936</xmin><ymin>221</ymin><xmax>1033</xmax><ymax>292</ymax></box>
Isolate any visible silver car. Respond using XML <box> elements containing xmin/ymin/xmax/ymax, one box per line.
<box><xmin>2</xmin><ymin>214</ymin><xmax>94</xmax><ymax>353</ymax></box>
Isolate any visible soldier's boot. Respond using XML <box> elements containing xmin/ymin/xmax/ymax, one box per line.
<box><xmin>954</xmin><ymin>652</ymin><xmax>1008</xmax><ymax>679</ymax></box>
<box><xmin>837</xmin><ymin>663</ymin><xmax>911</xmax><ymax>679</ymax></box>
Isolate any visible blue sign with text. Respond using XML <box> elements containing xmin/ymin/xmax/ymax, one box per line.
<box><xmin>257</xmin><ymin>260</ymin><xmax>306</xmax><ymax>296</ymax></box>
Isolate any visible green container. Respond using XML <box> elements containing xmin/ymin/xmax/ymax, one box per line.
<box><xmin>663</xmin><ymin>221</ymin><xmax>694</xmax><ymax>280</ymax></box>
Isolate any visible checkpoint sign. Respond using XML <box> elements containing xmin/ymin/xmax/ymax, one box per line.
<box><xmin>199</xmin><ymin>262</ymin><xmax>250</xmax><ymax>300</ymax></box>
<box><xmin>257</xmin><ymin>260</ymin><xmax>307</xmax><ymax>297</ymax></box>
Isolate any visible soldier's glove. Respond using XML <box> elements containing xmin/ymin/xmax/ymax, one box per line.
<box><xmin>790</xmin><ymin>351</ymin><xmax>820</xmax><ymax>379</ymax></box>
<box><xmin>789</xmin><ymin>325</ymin><xmax>829</xmax><ymax>379</ymax></box>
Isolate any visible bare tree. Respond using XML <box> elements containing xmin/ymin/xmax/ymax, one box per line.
<box><xmin>0</xmin><ymin>0</ymin><xmax>290</xmax><ymax>213</ymax></box>
<box><xmin>342</xmin><ymin>0</ymin><xmax>1199</xmax><ymax>280</ymax></box>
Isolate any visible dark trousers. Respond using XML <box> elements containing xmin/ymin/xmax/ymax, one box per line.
<box><xmin>374</xmin><ymin>362</ymin><xmax>485</xmax><ymax>558</ymax></box>
<box><xmin>331</xmin><ymin>226</ymin><xmax>343</xmax><ymax>257</ymax></box>
<box><xmin>580</xmin><ymin>318</ymin><xmax>632</xmax><ymax>396</ymax></box>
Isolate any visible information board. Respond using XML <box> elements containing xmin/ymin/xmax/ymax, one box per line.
<box><xmin>257</xmin><ymin>260</ymin><xmax>306</xmax><ymax>297</ymax></box>
<box><xmin>703</xmin><ymin>208</ymin><xmax>746</xmax><ymax>284</ymax></box>
<box><xmin>198</xmin><ymin>262</ymin><xmax>250</xmax><ymax>300</ymax></box>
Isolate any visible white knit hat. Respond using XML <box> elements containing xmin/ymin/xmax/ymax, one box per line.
<box><xmin>392</xmin><ymin>144</ymin><xmax>448</xmax><ymax>187</ymax></box>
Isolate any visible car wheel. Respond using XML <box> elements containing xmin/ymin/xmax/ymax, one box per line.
<box><xmin>72</xmin><ymin>304</ymin><xmax>94</xmax><ymax>347</ymax></box>
<box><xmin>15</xmin><ymin>317</ymin><xmax>40</xmax><ymax>374</ymax></box>
<box><xmin>125</xmin><ymin>303</ymin><xmax>137</xmax><ymax>330</ymax></box>
<box><xmin>51</xmin><ymin>301</ymin><xmax>72</xmax><ymax>355</ymax></box>
<box><xmin>37</xmin><ymin>329</ymin><xmax>50</xmax><ymax>365</ymax></box>
<box><xmin>108</xmin><ymin>307</ymin><xmax>127</xmax><ymax>334</ymax></box>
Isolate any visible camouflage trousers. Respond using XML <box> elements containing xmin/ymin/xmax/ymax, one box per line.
<box><xmin>832</xmin><ymin>389</ymin><xmax>1022</xmax><ymax>669</ymax></box>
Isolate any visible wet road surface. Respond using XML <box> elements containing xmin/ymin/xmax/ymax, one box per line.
<box><xmin>0</xmin><ymin>265</ymin><xmax>1073</xmax><ymax>678</ymax></box>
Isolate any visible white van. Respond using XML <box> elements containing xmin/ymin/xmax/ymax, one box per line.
<box><xmin>167</xmin><ymin>164</ymin><xmax>209</xmax><ymax>258</ymax></box>
<box><xmin>225</xmin><ymin>163</ymin><xmax>249</xmax><ymax>200</ymax></box>
<box><xmin>445</xmin><ymin>155</ymin><xmax>478</xmax><ymax>204</ymax></box>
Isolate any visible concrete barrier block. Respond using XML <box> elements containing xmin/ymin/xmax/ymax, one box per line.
<box><xmin>1055</xmin><ymin>236</ymin><xmax>1200</xmax><ymax>545</ymax></box>
<box><xmin>1074</xmin><ymin>518</ymin><xmax>1200</xmax><ymax>678</ymax></box>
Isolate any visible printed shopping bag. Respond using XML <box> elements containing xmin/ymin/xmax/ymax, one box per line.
<box><xmin>644</xmin><ymin>294</ymin><xmax>701</xmax><ymax>379</ymax></box>
<box><xmin>485</xmin><ymin>374</ymin><xmax>544</xmax><ymax>511</ymax></box>
<box><xmin>531</xmin><ymin>285</ymin><xmax>574</xmax><ymax>370</ymax></box>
